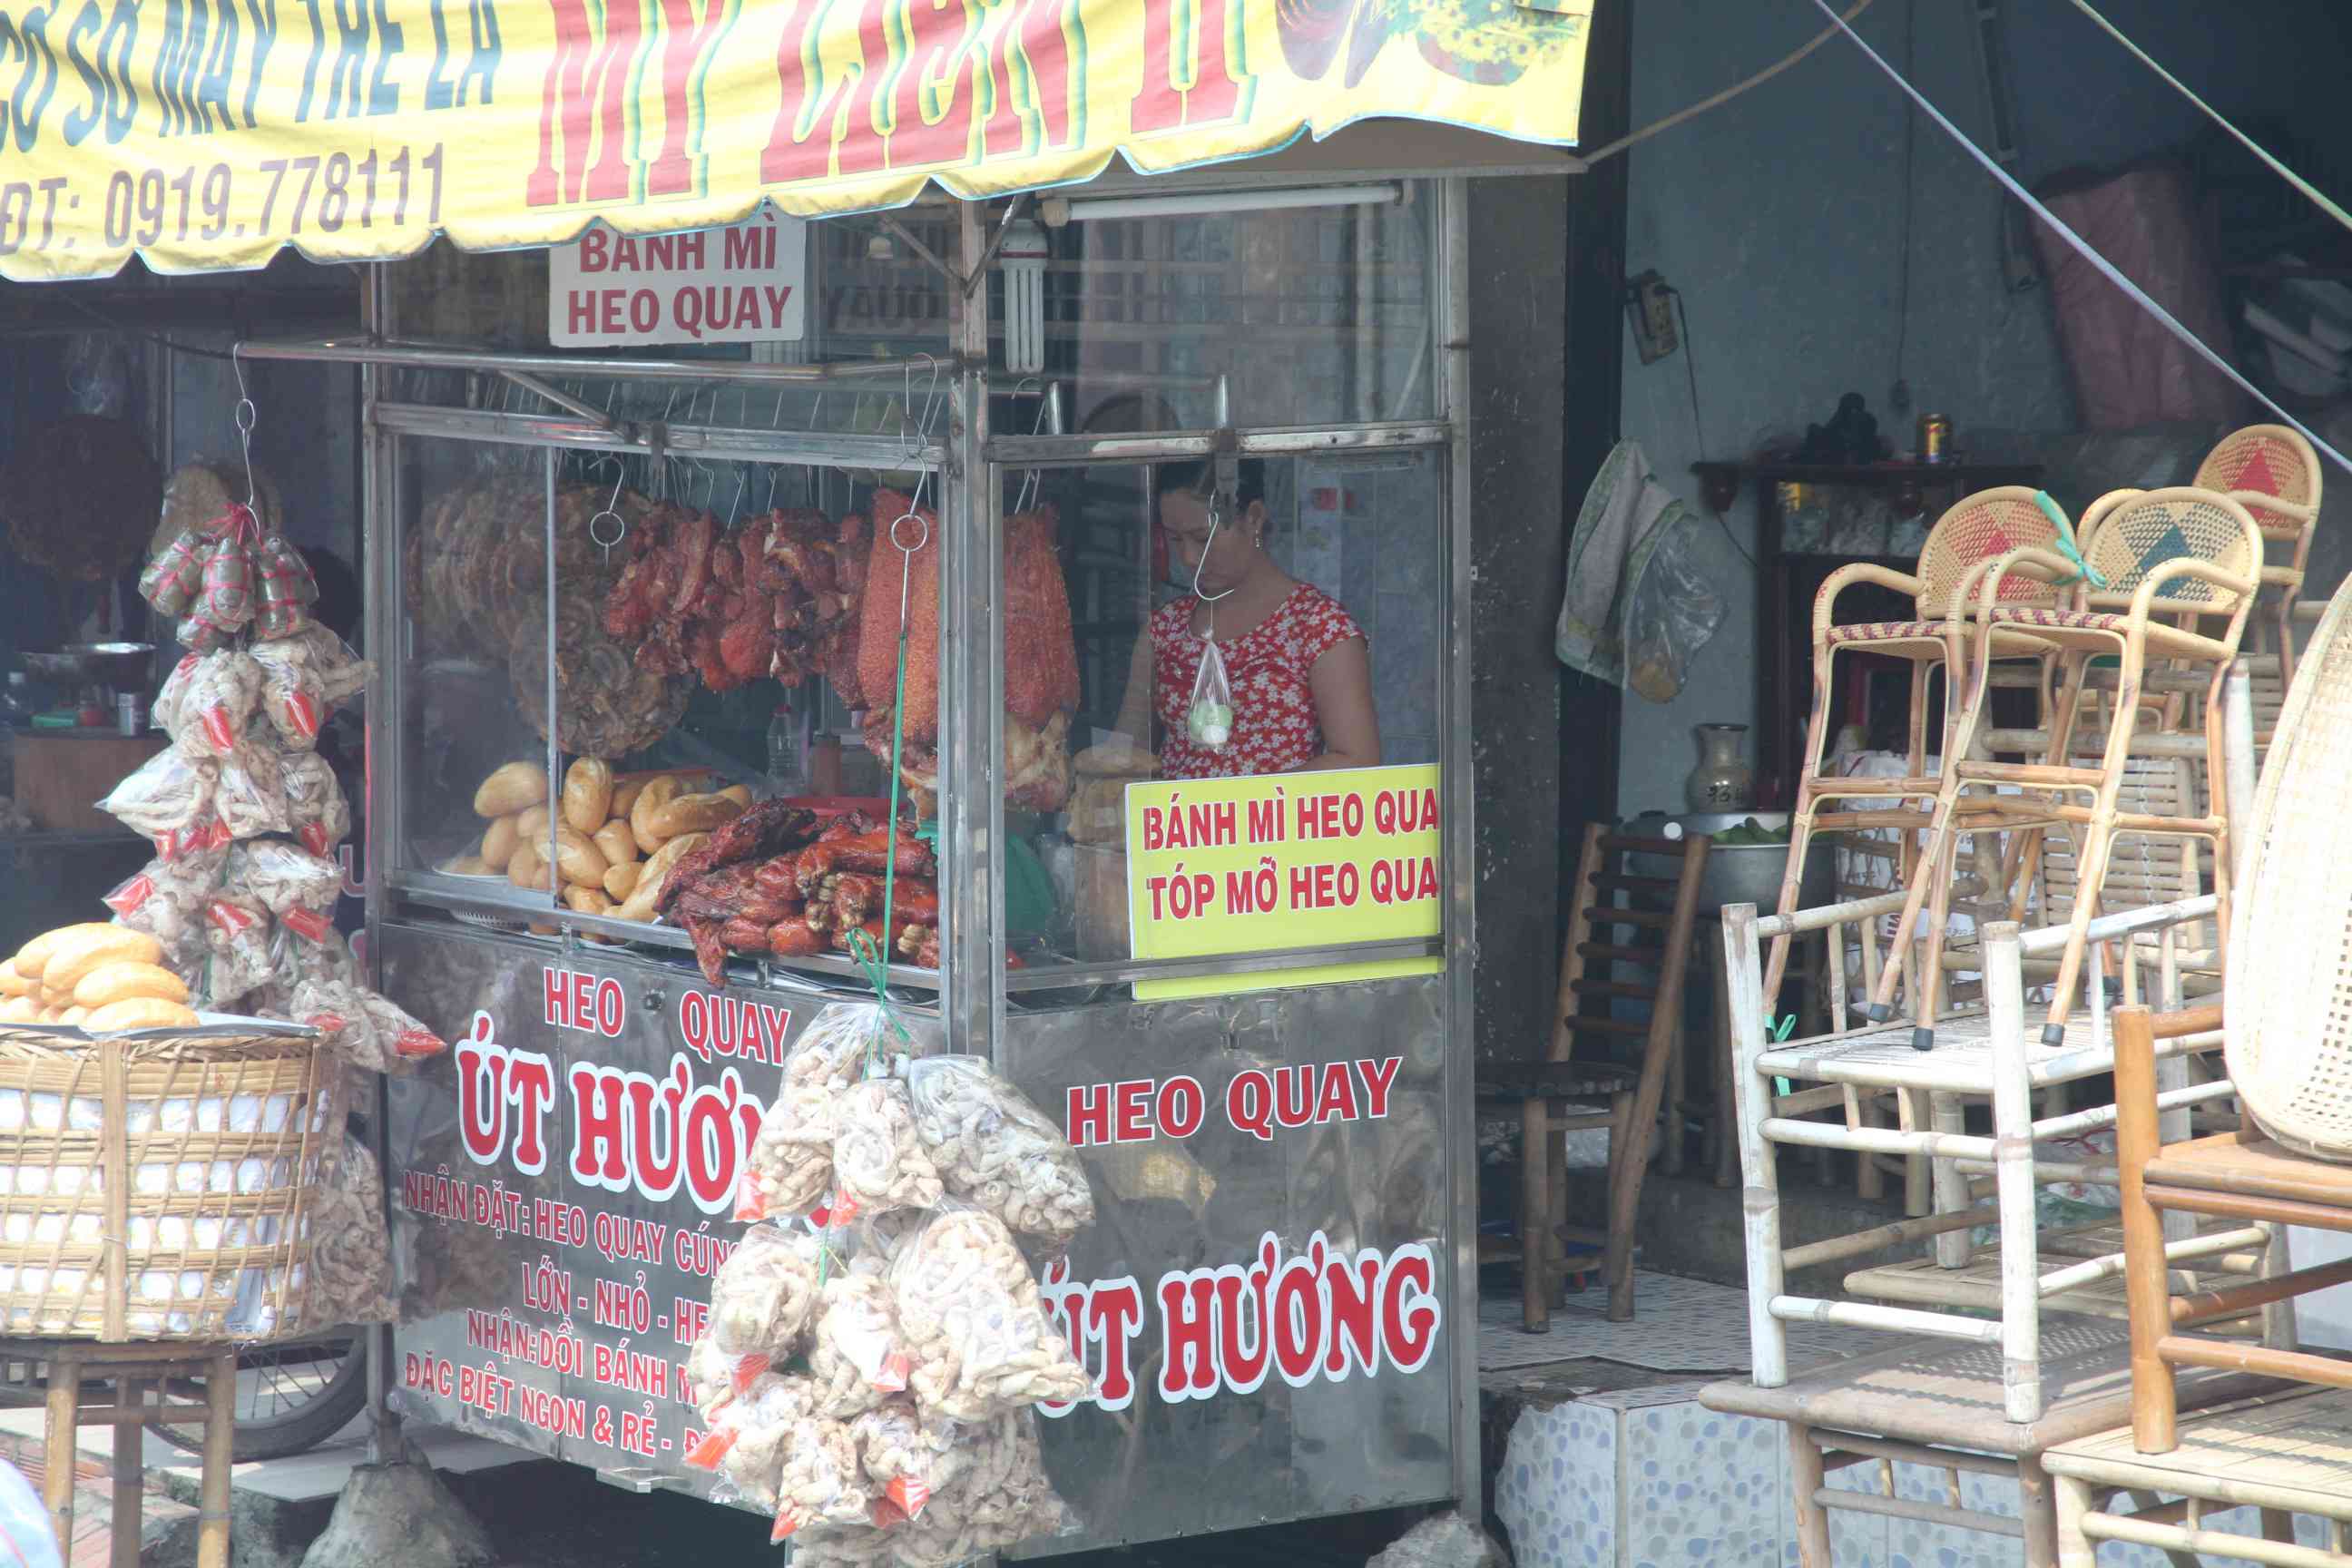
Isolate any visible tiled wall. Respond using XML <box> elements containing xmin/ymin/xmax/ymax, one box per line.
<box><xmin>1494</xmin><ymin>1387</ymin><xmax>2312</xmax><ymax>1568</ymax></box>
<box><xmin>1268</xmin><ymin>452</ymin><xmax>1445</xmax><ymax>767</ymax></box>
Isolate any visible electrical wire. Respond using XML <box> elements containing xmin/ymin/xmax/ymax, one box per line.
<box><xmin>57</xmin><ymin>293</ymin><xmax>240</xmax><ymax>360</ymax></box>
<box><xmin>1806</xmin><ymin>0</ymin><xmax>2352</xmax><ymax>479</ymax></box>
<box><xmin>1889</xmin><ymin>0</ymin><xmax>1914</xmax><ymax>407</ymax></box>
<box><xmin>1666</xmin><ymin>287</ymin><xmax>1756</xmax><ymax>572</ymax></box>
<box><xmin>1577</xmin><ymin>0</ymin><xmax>1878</xmax><ymax>167</ymax></box>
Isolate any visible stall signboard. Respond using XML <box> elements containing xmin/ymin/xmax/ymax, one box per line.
<box><xmin>548</xmin><ymin>211</ymin><xmax>806</xmax><ymax>346</ymax></box>
<box><xmin>382</xmin><ymin>926</ymin><xmax>1458</xmax><ymax>1545</ymax></box>
<box><xmin>1123</xmin><ymin>762</ymin><xmax>1442</xmax><ymax>999</ymax></box>
<box><xmin>0</xmin><ymin>0</ymin><xmax>1592</xmax><ymax>283</ymax></box>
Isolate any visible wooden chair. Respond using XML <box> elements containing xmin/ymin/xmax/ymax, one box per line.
<box><xmin>1478</xmin><ymin>823</ymin><xmax>1708</xmax><ymax>1326</ymax></box>
<box><xmin>1700</xmin><ymin>1320</ymin><xmax>2275</xmax><ymax>1568</ymax></box>
<box><xmin>1866</xmin><ymin>489</ymin><xmax>2266</xmax><ymax>1049</ymax></box>
<box><xmin>1762</xmin><ymin>487</ymin><xmax>2068</xmax><ymax>1014</ymax></box>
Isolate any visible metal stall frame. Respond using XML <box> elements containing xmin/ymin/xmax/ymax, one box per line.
<box><xmin>250</xmin><ymin>172</ymin><xmax>1482</xmax><ymax>1526</ymax></box>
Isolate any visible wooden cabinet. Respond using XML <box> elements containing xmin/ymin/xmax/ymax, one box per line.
<box><xmin>1692</xmin><ymin>461</ymin><xmax>2043</xmax><ymax>808</ymax></box>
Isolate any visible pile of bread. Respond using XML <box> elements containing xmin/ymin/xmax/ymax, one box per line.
<box><xmin>0</xmin><ymin>926</ymin><xmax>197</xmax><ymax>1031</ymax></box>
<box><xmin>446</xmin><ymin>759</ymin><xmax>750</xmax><ymax>926</ymax></box>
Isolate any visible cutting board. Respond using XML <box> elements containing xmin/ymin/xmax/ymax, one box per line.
<box><xmin>12</xmin><ymin>731</ymin><xmax>164</xmax><ymax>834</ymax></box>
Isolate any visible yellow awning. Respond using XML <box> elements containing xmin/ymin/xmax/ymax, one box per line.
<box><xmin>0</xmin><ymin>0</ymin><xmax>1591</xmax><ymax>283</ymax></box>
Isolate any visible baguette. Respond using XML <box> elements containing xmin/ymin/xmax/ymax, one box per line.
<box><xmin>508</xmin><ymin>844</ymin><xmax>553</xmax><ymax>892</ymax></box>
<box><xmin>553</xmin><ymin>827</ymin><xmax>610</xmax><ymax>887</ymax></box>
<box><xmin>563</xmin><ymin>759</ymin><xmax>615</xmax><ymax>835</ymax></box>
<box><xmin>474</xmin><ymin>761</ymin><xmax>548</xmax><ymax>818</ymax></box>
<box><xmin>0</xmin><ymin>996</ymin><xmax>34</xmax><ymax>1024</ymax></box>
<box><xmin>718</xmin><ymin>784</ymin><xmax>753</xmax><ymax>808</ymax></box>
<box><xmin>16</xmin><ymin>924</ymin><xmax>114</xmax><ymax>981</ymax></box>
<box><xmin>0</xmin><ymin>962</ymin><xmax>29</xmax><ymax>998</ymax></box>
<box><xmin>85</xmin><ymin>998</ymin><xmax>201</xmax><ymax>1032</ymax></box>
<box><xmin>516</xmin><ymin>804</ymin><xmax>552</xmax><ymax>841</ymax></box>
<box><xmin>60</xmin><ymin>1007</ymin><xmax>87</xmax><ymax>1025</ymax></box>
<box><xmin>592</xmin><ymin>819</ymin><xmax>638</xmax><ymax>869</ymax></box>
<box><xmin>563</xmin><ymin>885</ymin><xmax>614</xmax><ymax>918</ymax></box>
<box><xmin>614</xmin><ymin>830</ymin><xmax>708</xmax><ymax>921</ymax></box>
<box><xmin>73</xmin><ymin>962</ymin><xmax>191</xmax><ymax>1010</ymax></box>
<box><xmin>481</xmin><ymin>815</ymin><xmax>523</xmax><ymax>871</ymax></box>
<box><xmin>629</xmin><ymin>777</ymin><xmax>684</xmax><ymax>852</ymax></box>
<box><xmin>43</xmin><ymin>928</ymin><xmax>168</xmax><ymax>993</ymax></box>
<box><xmin>610</xmin><ymin>778</ymin><xmax>648</xmax><ymax>818</ymax></box>
<box><xmin>647</xmin><ymin>791</ymin><xmax>745</xmax><ymax>839</ymax></box>
<box><xmin>603</xmin><ymin>862</ymin><xmax>642</xmax><ymax>902</ymax></box>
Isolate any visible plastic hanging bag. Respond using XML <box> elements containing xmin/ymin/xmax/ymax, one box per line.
<box><xmin>887</xmin><ymin>1205</ymin><xmax>1092</xmax><ymax>1420</ymax></box>
<box><xmin>1622</xmin><ymin>514</ymin><xmax>1725</xmax><ymax>705</ymax></box>
<box><xmin>1184</xmin><ymin>636</ymin><xmax>1234</xmax><ymax>750</ymax></box>
<box><xmin>901</xmin><ymin>1054</ymin><xmax>1094</xmax><ymax>1247</ymax></box>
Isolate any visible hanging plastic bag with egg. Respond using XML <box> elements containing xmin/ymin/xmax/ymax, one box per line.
<box><xmin>1184</xmin><ymin>637</ymin><xmax>1234</xmax><ymax>751</ymax></box>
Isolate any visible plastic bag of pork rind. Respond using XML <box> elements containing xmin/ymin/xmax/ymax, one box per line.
<box><xmin>298</xmin><ymin>1136</ymin><xmax>395</xmax><ymax>1327</ymax></box>
<box><xmin>902</xmin><ymin>1055</ymin><xmax>1094</xmax><ymax>1247</ymax></box>
<box><xmin>98</xmin><ymin>750</ymin><xmax>220</xmax><ymax>842</ymax></box>
<box><xmin>215</xmin><ymin>742</ymin><xmax>293</xmax><ymax>838</ymax></box>
<box><xmin>279</xmin><ymin>751</ymin><xmax>352</xmax><ymax>858</ymax></box>
<box><xmin>252</xmin><ymin>622</ymin><xmax>371</xmax><ymax>710</ymax></box>
<box><xmin>287</xmin><ymin>978</ymin><xmax>445</xmax><ymax>1074</ymax></box>
<box><xmin>163</xmin><ymin>651</ymin><xmax>264</xmax><ymax>762</ymax></box>
<box><xmin>707</xmin><ymin>1222</ymin><xmax>824</xmax><ymax>1359</ymax></box>
<box><xmin>201</xmin><ymin>893</ymin><xmax>275</xmax><ymax>1000</ymax></box>
<box><xmin>887</xmin><ymin>1205</ymin><xmax>1090</xmax><ymax>1422</ymax></box>
<box><xmin>808</xmin><ymin>1268</ymin><xmax>909</xmax><ymax>1420</ymax></box>
<box><xmin>782</xmin><ymin>1004</ymin><xmax>904</xmax><ymax>1095</ymax></box>
<box><xmin>227</xmin><ymin>839</ymin><xmax>341</xmax><ymax>919</ymax></box>
<box><xmin>883</xmin><ymin>1412</ymin><xmax>1076</xmax><ymax>1564</ymax></box>
<box><xmin>103</xmin><ymin>852</ymin><xmax>226</xmax><ymax>957</ymax></box>
<box><xmin>738</xmin><ymin>1081</ymin><xmax>836</xmax><ymax>1223</ymax></box>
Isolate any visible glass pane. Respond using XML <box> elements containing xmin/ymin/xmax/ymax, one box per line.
<box><xmin>391</xmin><ymin>436</ymin><xmax>557</xmax><ymax>916</ymax></box>
<box><xmin>1001</xmin><ymin>181</ymin><xmax>1437</xmax><ymax>430</ymax></box>
<box><xmin>1001</xmin><ymin>449</ymin><xmax>1445</xmax><ymax>971</ymax></box>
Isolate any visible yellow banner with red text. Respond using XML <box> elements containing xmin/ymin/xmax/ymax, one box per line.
<box><xmin>0</xmin><ymin>0</ymin><xmax>1591</xmax><ymax>281</ymax></box>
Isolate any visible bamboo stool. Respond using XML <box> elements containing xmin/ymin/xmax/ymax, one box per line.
<box><xmin>1728</xmin><ymin>900</ymin><xmax>2239</xmax><ymax>1423</ymax></box>
<box><xmin>0</xmin><ymin>1338</ymin><xmax>234</xmax><ymax>1568</ymax></box>
<box><xmin>2048</xmin><ymin>1388</ymin><xmax>2346</xmax><ymax>1566</ymax></box>
<box><xmin>1761</xmin><ymin>486</ymin><xmax>2070</xmax><ymax>1016</ymax></box>
<box><xmin>1865</xmin><ymin>489</ymin><xmax>2266</xmax><ymax>1050</ymax></box>
<box><xmin>1700</xmin><ymin>1320</ymin><xmax>2275</xmax><ymax>1568</ymax></box>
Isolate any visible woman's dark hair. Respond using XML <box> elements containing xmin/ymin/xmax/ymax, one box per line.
<box><xmin>1153</xmin><ymin>457</ymin><xmax>1268</xmax><ymax>513</ymax></box>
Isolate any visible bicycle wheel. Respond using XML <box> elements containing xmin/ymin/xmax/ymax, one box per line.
<box><xmin>147</xmin><ymin>1334</ymin><xmax>370</xmax><ymax>1463</ymax></box>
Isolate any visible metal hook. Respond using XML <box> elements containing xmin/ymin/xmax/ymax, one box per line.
<box><xmin>897</xmin><ymin>354</ymin><xmax>942</xmax><ymax>462</ymax></box>
<box><xmin>230</xmin><ymin>343</ymin><xmax>259</xmax><ymax>511</ymax></box>
<box><xmin>585</xmin><ymin>455</ymin><xmax>629</xmax><ymax>563</ymax></box>
<box><xmin>1191</xmin><ymin>492</ymin><xmax>1238</xmax><ymax>607</ymax></box>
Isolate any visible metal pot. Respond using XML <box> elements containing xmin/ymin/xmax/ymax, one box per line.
<box><xmin>21</xmin><ymin>642</ymin><xmax>155</xmax><ymax>690</ymax></box>
<box><xmin>1622</xmin><ymin>809</ymin><xmax>1834</xmax><ymax>916</ymax></box>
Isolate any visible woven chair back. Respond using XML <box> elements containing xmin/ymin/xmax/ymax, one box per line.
<box><xmin>1913</xmin><ymin>486</ymin><xmax>2064</xmax><ymax>620</ymax></box>
<box><xmin>2195</xmin><ymin>424</ymin><xmax>2322</xmax><ymax>540</ymax></box>
<box><xmin>2227</xmin><ymin>573</ymin><xmax>2352</xmax><ymax>1160</ymax></box>
<box><xmin>2079</xmin><ymin>489</ymin><xmax>2261</xmax><ymax>616</ymax></box>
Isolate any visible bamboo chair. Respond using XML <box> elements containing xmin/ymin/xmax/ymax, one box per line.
<box><xmin>2196</xmin><ymin>423</ymin><xmax>2323</xmax><ymax>693</ymax></box>
<box><xmin>1864</xmin><ymin>489</ymin><xmax>2266</xmax><ymax>1050</ymax></box>
<box><xmin>1702</xmin><ymin>1320</ymin><xmax>2276</xmax><ymax>1568</ymax></box>
<box><xmin>1477</xmin><ymin>823</ymin><xmax>1709</xmax><ymax>1326</ymax></box>
<box><xmin>1761</xmin><ymin>486</ymin><xmax>2069</xmax><ymax>1015</ymax></box>
<box><xmin>1728</xmin><ymin>897</ymin><xmax>2254</xmax><ymax>1425</ymax></box>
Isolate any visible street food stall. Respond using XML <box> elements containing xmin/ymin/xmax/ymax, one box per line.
<box><xmin>5</xmin><ymin>0</ymin><xmax>1593</xmax><ymax>1552</ymax></box>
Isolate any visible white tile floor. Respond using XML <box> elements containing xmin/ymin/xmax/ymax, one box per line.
<box><xmin>1477</xmin><ymin>1269</ymin><xmax>1862</xmax><ymax>1376</ymax></box>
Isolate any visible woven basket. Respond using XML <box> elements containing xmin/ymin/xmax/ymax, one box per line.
<box><xmin>0</xmin><ymin>1021</ymin><xmax>332</xmax><ymax>1341</ymax></box>
<box><xmin>2228</xmin><ymin>574</ymin><xmax>2352</xmax><ymax>1161</ymax></box>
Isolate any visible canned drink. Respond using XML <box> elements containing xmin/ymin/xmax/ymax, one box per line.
<box><xmin>1919</xmin><ymin>414</ymin><xmax>1953</xmax><ymax>465</ymax></box>
<box><xmin>116</xmin><ymin>692</ymin><xmax>145</xmax><ymax>736</ymax></box>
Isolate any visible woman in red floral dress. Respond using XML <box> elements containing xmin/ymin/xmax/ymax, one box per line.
<box><xmin>1104</xmin><ymin>458</ymin><xmax>1380</xmax><ymax>780</ymax></box>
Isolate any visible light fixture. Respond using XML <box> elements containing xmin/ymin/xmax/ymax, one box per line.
<box><xmin>998</xmin><ymin>217</ymin><xmax>1051</xmax><ymax>375</ymax></box>
<box><xmin>864</xmin><ymin>230</ymin><xmax>897</xmax><ymax>261</ymax></box>
<box><xmin>1038</xmin><ymin>183</ymin><xmax>1404</xmax><ymax>226</ymax></box>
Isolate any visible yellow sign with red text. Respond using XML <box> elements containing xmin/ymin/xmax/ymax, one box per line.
<box><xmin>0</xmin><ymin>0</ymin><xmax>1590</xmax><ymax>282</ymax></box>
<box><xmin>1123</xmin><ymin>763</ymin><xmax>1442</xmax><ymax>1000</ymax></box>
